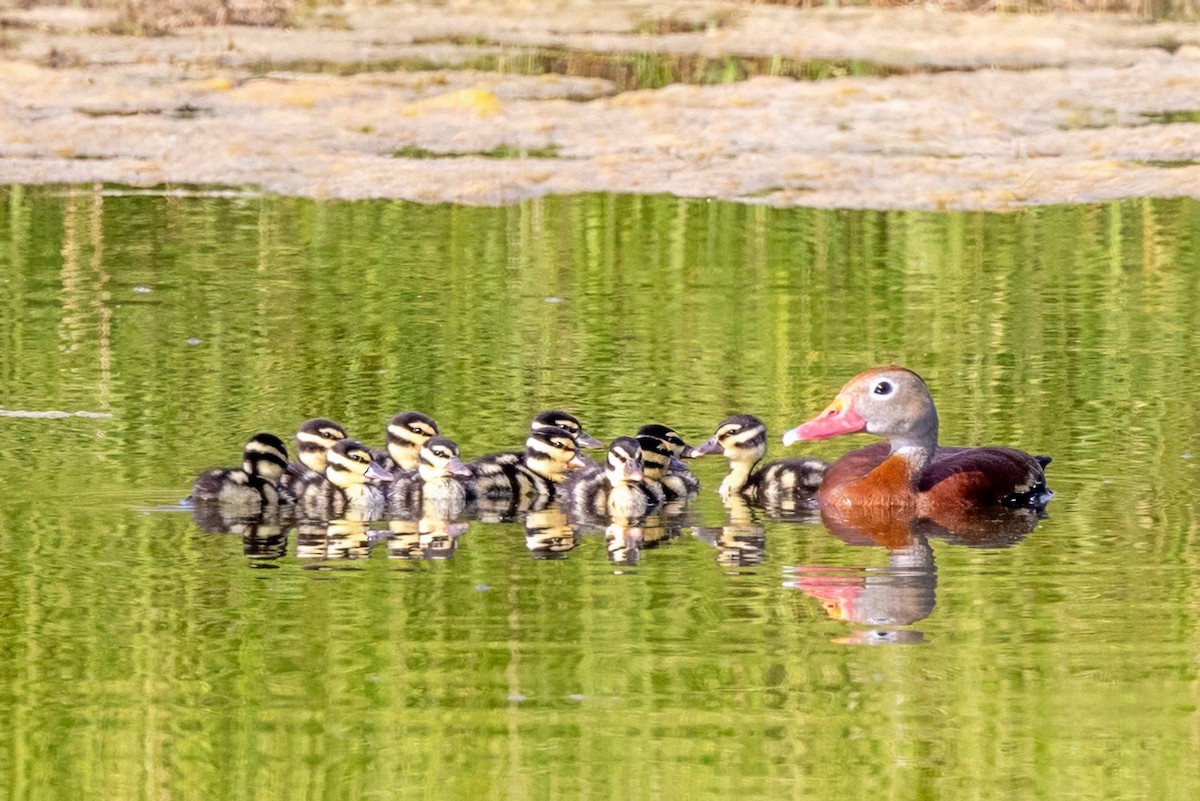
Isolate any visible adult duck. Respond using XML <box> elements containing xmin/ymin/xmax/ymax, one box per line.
<box><xmin>781</xmin><ymin>366</ymin><xmax>1052</xmax><ymax>513</ymax></box>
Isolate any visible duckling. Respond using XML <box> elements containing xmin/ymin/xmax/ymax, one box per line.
<box><xmin>296</xmin><ymin>438</ymin><xmax>395</xmax><ymax>521</ymax></box>
<box><xmin>470</xmin><ymin>409</ymin><xmax>602</xmax><ymax>477</ymax></box>
<box><xmin>472</xmin><ymin>425</ymin><xmax>586</xmax><ymax>504</ymax></box>
<box><xmin>279</xmin><ymin>418</ymin><xmax>347</xmax><ymax>500</ymax></box>
<box><xmin>566</xmin><ymin>436</ymin><xmax>659</xmax><ymax>522</ymax></box>
<box><xmin>387</xmin><ymin>435</ymin><xmax>474</xmax><ymax>517</ymax></box>
<box><xmin>689</xmin><ymin>414</ymin><xmax>828</xmax><ymax>505</ymax></box>
<box><xmin>190</xmin><ymin>432</ymin><xmax>289</xmax><ymax>513</ymax></box>
<box><xmin>381</xmin><ymin>411</ymin><xmax>439</xmax><ymax>472</ymax></box>
<box><xmin>633</xmin><ymin>434</ymin><xmax>672</xmax><ymax>505</ymax></box>
<box><xmin>636</xmin><ymin>423</ymin><xmax>700</xmax><ymax>500</ymax></box>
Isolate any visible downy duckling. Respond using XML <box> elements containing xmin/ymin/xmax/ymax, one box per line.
<box><xmin>689</xmin><ymin>414</ymin><xmax>827</xmax><ymax>505</ymax></box>
<box><xmin>637</xmin><ymin>423</ymin><xmax>700</xmax><ymax>500</ymax></box>
<box><xmin>279</xmin><ymin>418</ymin><xmax>347</xmax><ymax>500</ymax></box>
<box><xmin>387</xmin><ymin>435</ymin><xmax>473</xmax><ymax>517</ymax></box>
<box><xmin>190</xmin><ymin>432</ymin><xmax>289</xmax><ymax>513</ymax></box>
<box><xmin>381</xmin><ymin>411</ymin><xmax>440</xmax><ymax>472</ymax></box>
<box><xmin>296</xmin><ymin>438</ymin><xmax>395</xmax><ymax>521</ymax></box>
<box><xmin>472</xmin><ymin>425</ymin><xmax>586</xmax><ymax>504</ymax></box>
<box><xmin>567</xmin><ymin>436</ymin><xmax>659</xmax><ymax>522</ymax></box>
<box><xmin>470</xmin><ymin>409</ymin><xmax>603</xmax><ymax>476</ymax></box>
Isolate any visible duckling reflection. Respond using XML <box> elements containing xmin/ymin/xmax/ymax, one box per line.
<box><xmin>241</xmin><ymin>524</ymin><xmax>289</xmax><ymax>562</ymax></box>
<box><xmin>524</xmin><ymin>505</ymin><xmax>580</xmax><ymax>559</ymax></box>
<box><xmin>386</xmin><ymin>517</ymin><xmax>470</xmax><ymax>561</ymax></box>
<box><xmin>190</xmin><ymin>505</ymin><xmax>288</xmax><ymax>562</ymax></box>
<box><xmin>692</xmin><ymin>495</ymin><xmax>767</xmax><ymax>568</ymax></box>
<box><xmin>606</xmin><ymin>522</ymin><xmax>644</xmax><ymax>566</ymax></box>
<box><xmin>295</xmin><ymin>519</ymin><xmax>382</xmax><ymax>562</ymax></box>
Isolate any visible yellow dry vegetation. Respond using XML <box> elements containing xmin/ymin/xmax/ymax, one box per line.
<box><xmin>402</xmin><ymin>88</ymin><xmax>504</xmax><ymax>118</ymax></box>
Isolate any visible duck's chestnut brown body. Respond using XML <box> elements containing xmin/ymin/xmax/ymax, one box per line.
<box><xmin>783</xmin><ymin>367</ymin><xmax>1051</xmax><ymax>514</ymax></box>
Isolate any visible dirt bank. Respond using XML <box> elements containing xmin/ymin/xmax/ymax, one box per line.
<box><xmin>2</xmin><ymin>1</ymin><xmax>1199</xmax><ymax>209</ymax></box>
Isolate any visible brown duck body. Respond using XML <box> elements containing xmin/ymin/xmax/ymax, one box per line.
<box><xmin>818</xmin><ymin>442</ymin><xmax>1049</xmax><ymax>514</ymax></box>
<box><xmin>783</xmin><ymin>367</ymin><xmax>1051</xmax><ymax>514</ymax></box>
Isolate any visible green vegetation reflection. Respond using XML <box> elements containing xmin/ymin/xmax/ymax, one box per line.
<box><xmin>1</xmin><ymin>186</ymin><xmax>1200</xmax><ymax>801</ymax></box>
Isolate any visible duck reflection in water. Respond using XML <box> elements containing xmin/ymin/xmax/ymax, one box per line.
<box><xmin>386</xmin><ymin>516</ymin><xmax>469</xmax><ymax>561</ymax></box>
<box><xmin>524</xmin><ymin>505</ymin><xmax>580</xmax><ymax>559</ymax></box>
<box><xmin>606</xmin><ymin>522</ymin><xmax>643</xmax><ymax>566</ymax></box>
<box><xmin>191</xmin><ymin>504</ymin><xmax>289</xmax><ymax>563</ymax></box>
<box><xmin>295</xmin><ymin>519</ymin><xmax>383</xmax><ymax>562</ymax></box>
<box><xmin>693</xmin><ymin>496</ymin><xmax>768</xmax><ymax>568</ymax></box>
<box><xmin>787</xmin><ymin>504</ymin><xmax>1041</xmax><ymax>644</ymax></box>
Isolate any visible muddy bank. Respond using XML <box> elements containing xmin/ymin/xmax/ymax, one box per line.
<box><xmin>2</xmin><ymin>1</ymin><xmax>1199</xmax><ymax>209</ymax></box>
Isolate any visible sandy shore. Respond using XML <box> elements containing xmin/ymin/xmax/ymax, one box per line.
<box><xmin>2</xmin><ymin>1</ymin><xmax>1199</xmax><ymax>209</ymax></box>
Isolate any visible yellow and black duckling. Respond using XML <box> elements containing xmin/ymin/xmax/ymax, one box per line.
<box><xmin>689</xmin><ymin>414</ymin><xmax>828</xmax><ymax>505</ymax></box>
<box><xmin>566</xmin><ymin>436</ymin><xmax>659</xmax><ymax>522</ymax></box>
<box><xmin>387</xmin><ymin>435</ymin><xmax>474</xmax><ymax>517</ymax></box>
<box><xmin>190</xmin><ymin>432</ymin><xmax>289</xmax><ymax>513</ymax></box>
<box><xmin>381</xmin><ymin>411</ymin><xmax>440</xmax><ymax>472</ymax></box>
<box><xmin>279</xmin><ymin>418</ymin><xmax>347</xmax><ymax>500</ymax></box>
<box><xmin>295</xmin><ymin>438</ymin><xmax>395</xmax><ymax>521</ymax></box>
<box><xmin>470</xmin><ymin>409</ymin><xmax>602</xmax><ymax>477</ymax></box>
<box><xmin>471</xmin><ymin>425</ymin><xmax>585</xmax><ymax>505</ymax></box>
<box><xmin>637</xmin><ymin>424</ymin><xmax>700</xmax><ymax>500</ymax></box>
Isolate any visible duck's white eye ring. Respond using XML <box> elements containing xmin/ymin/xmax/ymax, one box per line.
<box><xmin>873</xmin><ymin>380</ymin><xmax>894</xmax><ymax>396</ymax></box>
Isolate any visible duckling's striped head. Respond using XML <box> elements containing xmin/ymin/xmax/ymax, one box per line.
<box><xmin>296</xmin><ymin>418</ymin><xmax>347</xmax><ymax>474</ymax></box>
<box><xmin>605</xmin><ymin>436</ymin><xmax>645</xmax><ymax>484</ymax></box>
<box><xmin>419</xmin><ymin>436</ymin><xmax>471</xmax><ymax>482</ymax></box>
<box><xmin>242</xmin><ymin>433</ymin><xmax>289</xmax><ymax>483</ymax></box>
<box><xmin>636</xmin><ymin>424</ymin><xmax>695</xmax><ymax>460</ymax></box>
<box><xmin>327</xmin><ymin>438</ymin><xmax>395</xmax><ymax>488</ymax></box>
<box><xmin>524</xmin><ymin>425</ymin><xmax>586</xmax><ymax>482</ymax></box>
<box><xmin>531</xmin><ymin>410</ymin><xmax>603</xmax><ymax>449</ymax></box>
<box><xmin>688</xmin><ymin>414</ymin><xmax>767</xmax><ymax>463</ymax></box>
<box><xmin>387</xmin><ymin>411</ymin><xmax>440</xmax><ymax>471</ymax></box>
<box><xmin>635</xmin><ymin>433</ymin><xmax>674</xmax><ymax>480</ymax></box>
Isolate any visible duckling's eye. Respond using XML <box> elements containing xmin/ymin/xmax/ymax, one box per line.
<box><xmin>873</xmin><ymin>380</ymin><xmax>894</xmax><ymax>396</ymax></box>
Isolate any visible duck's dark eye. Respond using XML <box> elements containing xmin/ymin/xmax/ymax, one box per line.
<box><xmin>874</xmin><ymin>381</ymin><xmax>893</xmax><ymax>396</ymax></box>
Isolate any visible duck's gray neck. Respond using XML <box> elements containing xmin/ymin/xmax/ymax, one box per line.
<box><xmin>887</xmin><ymin>421</ymin><xmax>938</xmax><ymax>477</ymax></box>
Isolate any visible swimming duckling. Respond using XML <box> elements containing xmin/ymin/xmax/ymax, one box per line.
<box><xmin>387</xmin><ymin>435</ymin><xmax>473</xmax><ymax>517</ymax></box>
<box><xmin>381</xmin><ymin>411</ymin><xmax>440</xmax><ymax>472</ymax></box>
<box><xmin>566</xmin><ymin>436</ymin><xmax>659</xmax><ymax>522</ymax></box>
<box><xmin>637</xmin><ymin>423</ymin><xmax>700</xmax><ymax>500</ymax></box>
<box><xmin>472</xmin><ymin>425</ymin><xmax>586</xmax><ymax>504</ymax></box>
<box><xmin>296</xmin><ymin>438</ymin><xmax>395</xmax><ymax>521</ymax></box>
<box><xmin>470</xmin><ymin>409</ymin><xmax>602</xmax><ymax>477</ymax></box>
<box><xmin>279</xmin><ymin>418</ymin><xmax>347</xmax><ymax>500</ymax></box>
<box><xmin>689</xmin><ymin>415</ymin><xmax>827</xmax><ymax>505</ymax></box>
<box><xmin>190</xmin><ymin>432</ymin><xmax>289</xmax><ymax>513</ymax></box>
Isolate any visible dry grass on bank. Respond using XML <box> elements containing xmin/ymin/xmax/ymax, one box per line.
<box><xmin>5</xmin><ymin>0</ymin><xmax>1198</xmax><ymax>35</ymax></box>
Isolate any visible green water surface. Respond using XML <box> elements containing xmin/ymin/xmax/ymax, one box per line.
<box><xmin>1</xmin><ymin>187</ymin><xmax>1198</xmax><ymax>800</ymax></box>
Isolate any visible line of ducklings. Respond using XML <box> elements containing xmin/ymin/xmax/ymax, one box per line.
<box><xmin>189</xmin><ymin>409</ymin><xmax>831</xmax><ymax>524</ymax></box>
